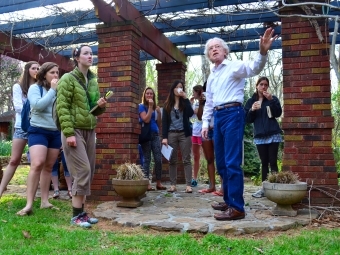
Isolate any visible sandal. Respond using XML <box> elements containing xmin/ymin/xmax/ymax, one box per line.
<box><xmin>68</xmin><ymin>190</ymin><xmax>73</xmax><ymax>199</ymax></box>
<box><xmin>53</xmin><ymin>190</ymin><xmax>60</xmax><ymax>199</ymax></box>
<box><xmin>212</xmin><ymin>190</ymin><xmax>223</xmax><ymax>196</ymax></box>
<box><xmin>147</xmin><ymin>187</ymin><xmax>155</xmax><ymax>191</ymax></box>
<box><xmin>16</xmin><ymin>209</ymin><xmax>33</xmax><ymax>216</ymax></box>
<box><xmin>167</xmin><ymin>185</ymin><xmax>177</xmax><ymax>193</ymax></box>
<box><xmin>156</xmin><ymin>185</ymin><xmax>167</xmax><ymax>190</ymax></box>
<box><xmin>198</xmin><ymin>188</ymin><xmax>216</xmax><ymax>194</ymax></box>
<box><xmin>185</xmin><ymin>186</ymin><xmax>193</xmax><ymax>193</ymax></box>
<box><xmin>40</xmin><ymin>204</ymin><xmax>60</xmax><ymax>210</ymax></box>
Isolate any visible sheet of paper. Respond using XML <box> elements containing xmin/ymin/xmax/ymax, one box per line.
<box><xmin>161</xmin><ymin>144</ymin><xmax>173</xmax><ymax>161</ymax></box>
<box><xmin>266</xmin><ymin>106</ymin><xmax>273</xmax><ymax>118</ymax></box>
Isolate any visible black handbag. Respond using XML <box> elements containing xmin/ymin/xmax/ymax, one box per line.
<box><xmin>138</xmin><ymin>104</ymin><xmax>152</xmax><ymax>144</ymax></box>
<box><xmin>139</xmin><ymin>121</ymin><xmax>151</xmax><ymax>144</ymax></box>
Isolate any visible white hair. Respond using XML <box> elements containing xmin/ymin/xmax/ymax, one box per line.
<box><xmin>204</xmin><ymin>37</ymin><xmax>230</xmax><ymax>60</ymax></box>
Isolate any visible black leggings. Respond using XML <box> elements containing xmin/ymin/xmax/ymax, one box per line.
<box><xmin>256</xmin><ymin>142</ymin><xmax>280</xmax><ymax>182</ymax></box>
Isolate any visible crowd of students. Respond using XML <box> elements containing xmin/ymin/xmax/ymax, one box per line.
<box><xmin>1</xmin><ymin>27</ymin><xmax>280</xmax><ymax>225</ymax></box>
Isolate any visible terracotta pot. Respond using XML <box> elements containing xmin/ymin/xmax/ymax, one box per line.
<box><xmin>112</xmin><ymin>179</ymin><xmax>149</xmax><ymax>208</ymax></box>
<box><xmin>263</xmin><ymin>181</ymin><xmax>307</xmax><ymax>216</ymax></box>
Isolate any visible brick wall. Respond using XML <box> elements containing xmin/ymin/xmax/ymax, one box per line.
<box><xmin>90</xmin><ymin>21</ymin><xmax>142</xmax><ymax>201</ymax></box>
<box><xmin>281</xmin><ymin>9</ymin><xmax>339</xmax><ymax>205</ymax></box>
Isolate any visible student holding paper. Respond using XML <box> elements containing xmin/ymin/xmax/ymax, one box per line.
<box><xmin>244</xmin><ymin>76</ymin><xmax>283</xmax><ymax>198</ymax></box>
<box><xmin>162</xmin><ymin>80</ymin><xmax>194</xmax><ymax>193</ymax></box>
<box><xmin>139</xmin><ymin>87</ymin><xmax>166</xmax><ymax>191</ymax></box>
<box><xmin>57</xmin><ymin>45</ymin><xmax>107</xmax><ymax>228</ymax></box>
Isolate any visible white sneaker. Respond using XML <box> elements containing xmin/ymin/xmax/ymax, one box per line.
<box><xmin>252</xmin><ymin>189</ymin><xmax>264</xmax><ymax>198</ymax></box>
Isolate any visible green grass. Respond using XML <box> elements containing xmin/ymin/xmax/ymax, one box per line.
<box><xmin>8</xmin><ymin>165</ymin><xmax>30</xmax><ymax>185</ymax></box>
<box><xmin>1</xmin><ymin>194</ymin><xmax>340</xmax><ymax>254</ymax></box>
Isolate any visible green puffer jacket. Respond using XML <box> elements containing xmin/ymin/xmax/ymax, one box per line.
<box><xmin>56</xmin><ymin>67</ymin><xmax>106</xmax><ymax>137</ymax></box>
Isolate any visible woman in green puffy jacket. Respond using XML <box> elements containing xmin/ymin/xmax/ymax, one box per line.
<box><xmin>57</xmin><ymin>45</ymin><xmax>107</xmax><ymax>228</ymax></box>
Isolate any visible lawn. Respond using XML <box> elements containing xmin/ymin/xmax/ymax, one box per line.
<box><xmin>0</xmin><ymin>193</ymin><xmax>339</xmax><ymax>255</ymax></box>
<box><xmin>1</xmin><ymin>166</ymin><xmax>340</xmax><ymax>254</ymax></box>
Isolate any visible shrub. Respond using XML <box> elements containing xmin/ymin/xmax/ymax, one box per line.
<box><xmin>267</xmin><ymin>171</ymin><xmax>300</xmax><ymax>184</ymax></box>
<box><xmin>115</xmin><ymin>163</ymin><xmax>144</xmax><ymax>180</ymax></box>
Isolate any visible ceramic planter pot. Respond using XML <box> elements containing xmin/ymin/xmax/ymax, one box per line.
<box><xmin>112</xmin><ymin>179</ymin><xmax>149</xmax><ymax>208</ymax></box>
<box><xmin>263</xmin><ymin>181</ymin><xmax>307</xmax><ymax>216</ymax></box>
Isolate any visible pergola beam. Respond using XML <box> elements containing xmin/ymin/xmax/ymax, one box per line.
<box><xmin>0</xmin><ymin>32</ymin><xmax>71</xmax><ymax>74</ymax></box>
<box><xmin>91</xmin><ymin>0</ymin><xmax>187</xmax><ymax>63</ymax></box>
<box><xmin>0</xmin><ymin>0</ymin><xmax>75</xmax><ymax>14</ymax></box>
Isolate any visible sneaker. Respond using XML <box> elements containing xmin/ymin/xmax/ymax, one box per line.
<box><xmin>82</xmin><ymin>212</ymin><xmax>99</xmax><ymax>224</ymax></box>
<box><xmin>53</xmin><ymin>190</ymin><xmax>60</xmax><ymax>199</ymax></box>
<box><xmin>191</xmin><ymin>179</ymin><xmax>197</xmax><ymax>187</ymax></box>
<box><xmin>252</xmin><ymin>189</ymin><xmax>265</xmax><ymax>198</ymax></box>
<box><xmin>70</xmin><ymin>213</ymin><xmax>92</xmax><ymax>228</ymax></box>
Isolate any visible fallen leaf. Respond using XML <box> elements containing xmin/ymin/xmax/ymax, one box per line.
<box><xmin>254</xmin><ymin>247</ymin><xmax>264</xmax><ymax>253</ymax></box>
<box><xmin>22</xmin><ymin>230</ymin><xmax>31</xmax><ymax>239</ymax></box>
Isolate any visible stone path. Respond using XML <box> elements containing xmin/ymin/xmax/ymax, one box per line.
<box><xmin>92</xmin><ymin>183</ymin><xmax>319</xmax><ymax>235</ymax></box>
<box><xmin>4</xmin><ymin>183</ymin><xmax>318</xmax><ymax>234</ymax></box>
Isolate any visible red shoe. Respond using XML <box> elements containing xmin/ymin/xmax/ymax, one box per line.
<box><xmin>198</xmin><ymin>188</ymin><xmax>215</xmax><ymax>194</ymax></box>
<box><xmin>212</xmin><ymin>190</ymin><xmax>223</xmax><ymax>196</ymax></box>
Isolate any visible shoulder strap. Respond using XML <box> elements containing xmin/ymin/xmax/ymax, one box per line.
<box><xmin>69</xmin><ymin>72</ymin><xmax>91</xmax><ymax>104</ymax></box>
<box><xmin>38</xmin><ymin>85</ymin><xmax>43</xmax><ymax>97</ymax></box>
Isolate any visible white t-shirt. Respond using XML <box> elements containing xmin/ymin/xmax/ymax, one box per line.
<box><xmin>191</xmin><ymin>102</ymin><xmax>202</xmax><ymax>137</ymax></box>
<box><xmin>12</xmin><ymin>83</ymin><xmax>26</xmax><ymax>129</ymax></box>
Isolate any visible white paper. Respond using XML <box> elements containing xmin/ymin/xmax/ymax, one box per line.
<box><xmin>266</xmin><ymin>106</ymin><xmax>273</xmax><ymax>118</ymax></box>
<box><xmin>161</xmin><ymin>144</ymin><xmax>173</xmax><ymax>161</ymax></box>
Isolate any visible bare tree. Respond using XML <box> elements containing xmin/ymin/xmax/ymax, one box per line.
<box><xmin>0</xmin><ymin>56</ymin><xmax>22</xmax><ymax>114</ymax></box>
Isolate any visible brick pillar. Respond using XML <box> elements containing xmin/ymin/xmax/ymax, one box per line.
<box><xmin>156</xmin><ymin>62</ymin><xmax>187</xmax><ymax>183</ymax></box>
<box><xmin>90</xmin><ymin>21</ymin><xmax>141</xmax><ymax>201</ymax></box>
<box><xmin>281</xmin><ymin>8</ymin><xmax>339</xmax><ymax>205</ymax></box>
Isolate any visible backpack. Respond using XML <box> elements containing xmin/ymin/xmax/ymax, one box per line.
<box><xmin>21</xmin><ymin>85</ymin><xmax>43</xmax><ymax>132</ymax></box>
<box><xmin>52</xmin><ymin>97</ymin><xmax>61</xmax><ymax>131</ymax></box>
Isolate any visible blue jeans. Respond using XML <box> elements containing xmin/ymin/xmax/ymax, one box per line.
<box><xmin>214</xmin><ymin>105</ymin><xmax>245</xmax><ymax>212</ymax></box>
<box><xmin>52</xmin><ymin>150</ymin><xmax>70</xmax><ymax>177</ymax></box>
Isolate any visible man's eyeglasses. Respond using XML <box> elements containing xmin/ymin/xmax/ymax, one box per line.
<box><xmin>175</xmin><ymin>109</ymin><xmax>179</xmax><ymax>119</ymax></box>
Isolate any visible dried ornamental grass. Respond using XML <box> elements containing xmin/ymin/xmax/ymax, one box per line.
<box><xmin>267</xmin><ymin>171</ymin><xmax>300</xmax><ymax>184</ymax></box>
<box><xmin>115</xmin><ymin>163</ymin><xmax>145</xmax><ymax>180</ymax></box>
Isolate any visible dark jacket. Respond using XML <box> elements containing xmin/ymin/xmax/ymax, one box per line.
<box><xmin>244</xmin><ymin>93</ymin><xmax>282</xmax><ymax>138</ymax></box>
<box><xmin>162</xmin><ymin>98</ymin><xmax>194</xmax><ymax>139</ymax></box>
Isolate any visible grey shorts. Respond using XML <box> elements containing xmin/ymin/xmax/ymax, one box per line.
<box><xmin>13</xmin><ymin>128</ymin><xmax>28</xmax><ymax>140</ymax></box>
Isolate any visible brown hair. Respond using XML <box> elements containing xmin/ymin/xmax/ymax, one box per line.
<box><xmin>142</xmin><ymin>87</ymin><xmax>156</xmax><ymax>111</ymax></box>
<box><xmin>19</xmin><ymin>61</ymin><xmax>39</xmax><ymax>97</ymax></box>
<box><xmin>164</xmin><ymin>80</ymin><xmax>186</xmax><ymax>113</ymax></box>
<box><xmin>193</xmin><ymin>85</ymin><xmax>203</xmax><ymax>97</ymax></box>
<box><xmin>255</xmin><ymin>77</ymin><xmax>270</xmax><ymax>100</ymax></box>
<box><xmin>36</xmin><ymin>62</ymin><xmax>59</xmax><ymax>89</ymax></box>
<box><xmin>72</xmin><ymin>44</ymin><xmax>90</xmax><ymax>67</ymax></box>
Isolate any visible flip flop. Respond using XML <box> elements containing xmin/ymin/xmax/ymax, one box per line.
<box><xmin>185</xmin><ymin>187</ymin><xmax>193</xmax><ymax>193</ymax></box>
<box><xmin>212</xmin><ymin>191</ymin><xmax>223</xmax><ymax>196</ymax></box>
<box><xmin>40</xmin><ymin>204</ymin><xmax>60</xmax><ymax>210</ymax></box>
<box><xmin>16</xmin><ymin>209</ymin><xmax>33</xmax><ymax>216</ymax></box>
<box><xmin>198</xmin><ymin>188</ymin><xmax>216</xmax><ymax>194</ymax></box>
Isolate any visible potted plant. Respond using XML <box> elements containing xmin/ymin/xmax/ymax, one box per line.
<box><xmin>263</xmin><ymin>171</ymin><xmax>307</xmax><ymax>216</ymax></box>
<box><xmin>112</xmin><ymin>162</ymin><xmax>149</xmax><ymax>208</ymax></box>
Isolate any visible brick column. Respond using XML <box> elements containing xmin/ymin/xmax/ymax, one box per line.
<box><xmin>90</xmin><ymin>21</ymin><xmax>141</xmax><ymax>201</ymax></box>
<box><xmin>156</xmin><ymin>62</ymin><xmax>187</xmax><ymax>183</ymax></box>
<box><xmin>281</xmin><ymin>8</ymin><xmax>339</xmax><ymax>205</ymax></box>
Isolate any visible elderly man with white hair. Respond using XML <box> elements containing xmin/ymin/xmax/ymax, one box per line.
<box><xmin>201</xmin><ymin>28</ymin><xmax>277</xmax><ymax>221</ymax></box>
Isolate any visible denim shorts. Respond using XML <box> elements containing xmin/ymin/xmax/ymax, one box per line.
<box><xmin>202</xmin><ymin>129</ymin><xmax>214</xmax><ymax>142</ymax></box>
<box><xmin>28</xmin><ymin>126</ymin><xmax>61</xmax><ymax>149</ymax></box>
<box><xmin>13</xmin><ymin>128</ymin><xmax>28</xmax><ymax>140</ymax></box>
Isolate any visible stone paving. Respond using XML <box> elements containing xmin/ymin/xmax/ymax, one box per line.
<box><xmin>92</xmin><ymin>183</ymin><xmax>319</xmax><ymax>235</ymax></box>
